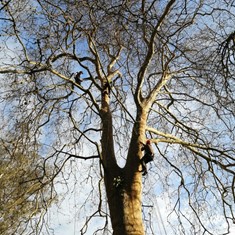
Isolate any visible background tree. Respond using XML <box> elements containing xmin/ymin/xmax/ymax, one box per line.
<box><xmin>0</xmin><ymin>0</ymin><xmax>235</xmax><ymax>234</ymax></box>
<box><xmin>0</xmin><ymin>132</ymin><xmax>55</xmax><ymax>235</ymax></box>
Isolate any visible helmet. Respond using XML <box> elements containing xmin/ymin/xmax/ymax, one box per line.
<box><xmin>146</xmin><ymin>140</ymin><xmax>151</xmax><ymax>144</ymax></box>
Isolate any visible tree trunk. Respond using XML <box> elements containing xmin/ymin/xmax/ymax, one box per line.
<box><xmin>104</xmin><ymin>169</ymin><xmax>144</xmax><ymax>235</ymax></box>
<box><xmin>101</xmin><ymin>95</ymin><xmax>148</xmax><ymax>234</ymax></box>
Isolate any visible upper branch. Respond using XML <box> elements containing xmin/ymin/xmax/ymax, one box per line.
<box><xmin>135</xmin><ymin>0</ymin><xmax>176</xmax><ymax>106</ymax></box>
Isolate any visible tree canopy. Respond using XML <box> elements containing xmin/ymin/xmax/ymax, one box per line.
<box><xmin>0</xmin><ymin>0</ymin><xmax>235</xmax><ymax>234</ymax></box>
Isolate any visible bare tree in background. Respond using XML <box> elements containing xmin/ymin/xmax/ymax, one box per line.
<box><xmin>0</xmin><ymin>0</ymin><xmax>235</xmax><ymax>234</ymax></box>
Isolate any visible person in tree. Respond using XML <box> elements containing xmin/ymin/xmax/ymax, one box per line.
<box><xmin>140</xmin><ymin>140</ymin><xmax>154</xmax><ymax>176</ymax></box>
<box><xmin>74</xmin><ymin>71</ymin><xmax>83</xmax><ymax>85</ymax></box>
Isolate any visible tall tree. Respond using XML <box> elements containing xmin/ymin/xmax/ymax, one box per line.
<box><xmin>0</xmin><ymin>0</ymin><xmax>235</xmax><ymax>234</ymax></box>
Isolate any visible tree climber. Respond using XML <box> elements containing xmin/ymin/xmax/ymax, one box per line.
<box><xmin>74</xmin><ymin>71</ymin><xmax>83</xmax><ymax>85</ymax></box>
<box><xmin>140</xmin><ymin>140</ymin><xmax>154</xmax><ymax>176</ymax></box>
